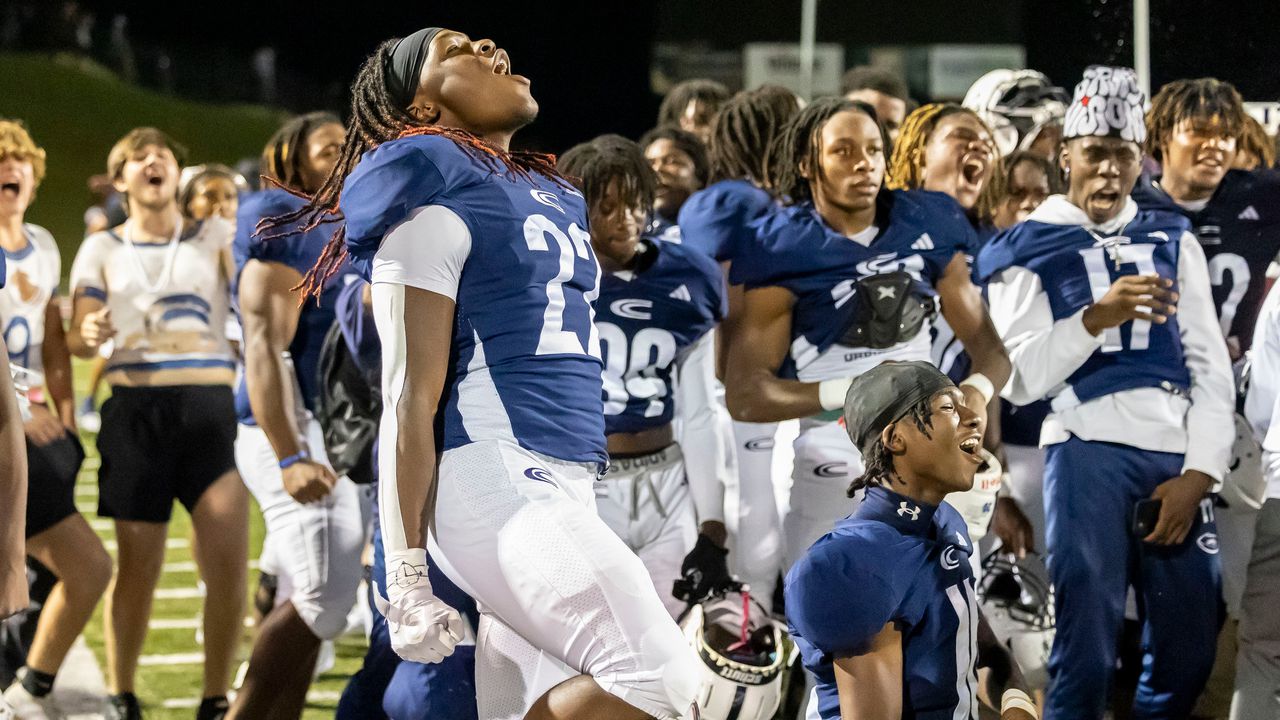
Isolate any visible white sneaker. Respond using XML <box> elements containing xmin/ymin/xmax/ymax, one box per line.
<box><xmin>1</xmin><ymin>683</ymin><xmax>57</xmax><ymax>720</ymax></box>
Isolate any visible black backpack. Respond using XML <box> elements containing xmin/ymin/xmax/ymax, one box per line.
<box><xmin>315</xmin><ymin>320</ymin><xmax>380</xmax><ymax>485</ymax></box>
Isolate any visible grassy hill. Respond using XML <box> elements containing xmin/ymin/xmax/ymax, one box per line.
<box><xmin>0</xmin><ymin>53</ymin><xmax>287</xmax><ymax>263</ymax></box>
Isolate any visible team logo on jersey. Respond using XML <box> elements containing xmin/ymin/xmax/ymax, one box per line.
<box><xmin>813</xmin><ymin>462</ymin><xmax>847</xmax><ymax>478</ymax></box>
<box><xmin>897</xmin><ymin>502</ymin><xmax>921</xmax><ymax>520</ymax></box>
<box><xmin>1197</xmin><ymin>532</ymin><xmax>1220</xmax><ymax>555</ymax></box>
<box><xmin>389</xmin><ymin>559</ymin><xmax>428</xmax><ymax>589</ymax></box>
<box><xmin>744</xmin><ymin>437</ymin><xmax>775</xmax><ymax>452</ymax></box>
<box><xmin>910</xmin><ymin>233</ymin><xmax>934</xmax><ymax>251</ymax></box>
<box><xmin>1239</xmin><ymin>206</ymin><xmax>1260</xmax><ymax>221</ymax></box>
<box><xmin>524</xmin><ymin>467</ymin><xmax>557</xmax><ymax>486</ymax></box>
<box><xmin>940</xmin><ymin>546</ymin><xmax>961</xmax><ymax>570</ymax></box>
<box><xmin>529</xmin><ymin>189</ymin><xmax>566</xmax><ymax>214</ymax></box>
<box><xmin>609</xmin><ymin>298</ymin><xmax>653</xmax><ymax>320</ymax></box>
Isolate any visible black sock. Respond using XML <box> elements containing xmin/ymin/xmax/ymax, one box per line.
<box><xmin>196</xmin><ymin>695</ymin><xmax>229</xmax><ymax>720</ymax></box>
<box><xmin>19</xmin><ymin>667</ymin><xmax>56</xmax><ymax>698</ymax></box>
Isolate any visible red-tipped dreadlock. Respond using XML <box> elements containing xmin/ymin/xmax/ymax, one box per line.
<box><xmin>257</xmin><ymin>38</ymin><xmax>571</xmax><ymax>302</ymax></box>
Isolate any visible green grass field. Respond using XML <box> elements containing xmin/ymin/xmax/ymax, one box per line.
<box><xmin>72</xmin><ymin>360</ymin><xmax>368</xmax><ymax>719</ymax></box>
<box><xmin>0</xmin><ymin>52</ymin><xmax>287</xmax><ymax>261</ymax></box>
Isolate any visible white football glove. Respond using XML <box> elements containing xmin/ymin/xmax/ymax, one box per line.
<box><xmin>377</xmin><ymin>548</ymin><xmax>466</xmax><ymax>664</ymax></box>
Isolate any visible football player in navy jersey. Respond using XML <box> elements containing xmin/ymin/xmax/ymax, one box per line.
<box><xmin>266</xmin><ymin>28</ymin><xmax>698</xmax><ymax>720</ymax></box>
<box><xmin>725</xmin><ymin>97</ymin><xmax>1010</xmax><ymax>582</ymax></box>
<box><xmin>229</xmin><ymin>112</ymin><xmax>365</xmax><ymax>720</ymax></box>
<box><xmin>558</xmin><ymin>135</ymin><xmax>732</xmax><ymax>617</ymax></box>
<box><xmin>979</xmin><ymin>66</ymin><xmax>1234</xmax><ymax>719</ymax></box>
<box><xmin>677</xmin><ymin>87</ymin><xmax>798</xmax><ymax>610</ymax></box>
<box><xmin>787</xmin><ymin>361</ymin><xmax>1037</xmax><ymax>720</ymax></box>
<box><xmin>640</xmin><ymin>125</ymin><xmax>708</xmax><ymax>243</ymax></box>
<box><xmin>1132</xmin><ymin>78</ymin><xmax>1280</xmax><ymax>360</ymax></box>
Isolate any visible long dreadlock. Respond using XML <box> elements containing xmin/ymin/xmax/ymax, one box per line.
<box><xmin>769</xmin><ymin>97</ymin><xmax>886</xmax><ymax>205</ymax></box>
<box><xmin>261</xmin><ymin>112</ymin><xmax>340</xmax><ymax>194</ymax></box>
<box><xmin>887</xmin><ymin>103</ymin><xmax>1004</xmax><ymax>224</ymax></box>
<box><xmin>708</xmin><ymin>86</ymin><xmax>801</xmax><ymax>187</ymax></box>
<box><xmin>1145</xmin><ymin>78</ymin><xmax>1245</xmax><ymax>163</ymax></box>
<box><xmin>848</xmin><ymin>395</ymin><xmax>935</xmax><ymax>496</ymax></box>
<box><xmin>260</xmin><ymin>38</ymin><xmax>570</xmax><ymax>300</ymax></box>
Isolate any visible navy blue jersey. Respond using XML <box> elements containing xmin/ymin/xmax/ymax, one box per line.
<box><xmin>1132</xmin><ymin>170</ymin><xmax>1280</xmax><ymax>354</ymax></box>
<box><xmin>342</xmin><ymin>134</ymin><xmax>607</xmax><ymax>467</ymax></box>
<box><xmin>677</xmin><ymin>179</ymin><xmax>774</xmax><ymax>262</ymax></box>
<box><xmin>645</xmin><ymin>213</ymin><xmax>682</xmax><ymax>244</ymax></box>
<box><xmin>787</xmin><ymin>485</ymin><xmax>980</xmax><ymax>720</ymax></box>
<box><xmin>731</xmin><ymin>190</ymin><xmax>975</xmax><ymax>381</ymax></box>
<box><xmin>596</xmin><ymin>238</ymin><xmax>725</xmax><ymax>435</ymax></box>
<box><xmin>977</xmin><ymin>209</ymin><xmax>1193</xmax><ymax>404</ymax></box>
<box><xmin>232</xmin><ymin>188</ymin><xmax>352</xmax><ymax>425</ymax></box>
<box><xmin>334</xmin><ymin>276</ymin><xmax>380</xmax><ymax>379</ymax></box>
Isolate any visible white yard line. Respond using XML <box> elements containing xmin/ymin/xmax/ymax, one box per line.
<box><xmin>102</xmin><ymin>537</ymin><xmax>190</xmax><ymax>551</ymax></box>
<box><xmin>138</xmin><ymin>652</ymin><xmax>205</xmax><ymax>667</ymax></box>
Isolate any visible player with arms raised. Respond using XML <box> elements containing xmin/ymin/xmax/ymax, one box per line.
<box><xmin>270</xmin><ymin>27</ymin><xmax>698</xmax><ymax>720</ymax></box>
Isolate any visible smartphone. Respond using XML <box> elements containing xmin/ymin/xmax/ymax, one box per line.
<box><xmin>1132</xmin><ymin>498</ymin><xmax>1162</xmax><ymax>537</ymax></box>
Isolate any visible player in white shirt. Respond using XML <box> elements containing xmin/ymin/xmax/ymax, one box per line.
<box><xmin>0</xmin><ymin>120</ymin><xmax>113</xmax><ymax>720</ymax></box>
<box><xmin>66</xmin><ymin>128</ymin><xmax>248</xmax><ymax>720</ymax></box>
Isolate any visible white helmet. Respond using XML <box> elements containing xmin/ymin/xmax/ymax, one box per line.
<box><xmin>963</xmin><ymin>69</ymin><xmax>1069</xmax><ymax>157</ymax></box>
<box><xmin>680</xmin><ymin>592</ymin><xmax>785</xmax><ymax>720</ymax></box>
<box><xmin>1223</xmin><ymin>412</ymin><xmax>1266</xmax><ymax>511</ymax></box>
<box><xmin>979</xmin><ymin>553</ymin><xmax>1055</xmax><ymax>690</ymax></box>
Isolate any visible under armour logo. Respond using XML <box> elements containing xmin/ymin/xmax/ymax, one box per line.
<box><xmin>897</xmin><ymin>502</ymin><xmax>921</xmax><ymax>520</ymax></box>
<box><xmin>876</xmin><ymin>286</ymin><xmax>897</xmax><ymax>300</ymax></box>
<box><xmin>390</xmin><ymin>560</ymin><xmax>427</xmax><ymax>589</ymax></box>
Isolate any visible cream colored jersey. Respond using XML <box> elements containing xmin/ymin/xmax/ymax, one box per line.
<box><xmin>1</xmin><ymin>224</ymin><xmax>60</xmax><ymax>374</ymax></box>
<box><xmin>69</xmin><ymin>218</ymin><xmax>234</xmax><ymax>387</ymax></box>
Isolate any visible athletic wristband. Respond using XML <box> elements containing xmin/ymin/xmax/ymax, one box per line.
<box><xmin>960</xmin><ymin>373</ymin><xmax>995</xmax><ymax>405</ymax></box>
<box><xmin>278</xmin><ymin>451</ymin><xmax>309</xmax><ymax>470</ymax></box>
<box><xmin>1001</xmin><ymin>689</ymin><xmax>1038</xmax><ymax>718</ymax></box>
<box><xmin>818</xmin><ymin>378</ymin><xmax>854</xmax><ymax>412</ymax></box>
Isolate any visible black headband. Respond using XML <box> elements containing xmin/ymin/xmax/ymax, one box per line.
<box><xmin>385</xmin><ymin>27</ymin><xmax>443</xmax><ymax>109</ymax></box>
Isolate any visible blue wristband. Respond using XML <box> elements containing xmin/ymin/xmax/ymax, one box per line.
<box><xmin>278</xmin><ymin>452</ymin><xmax>309</xmax><ymax>470</ymax></box>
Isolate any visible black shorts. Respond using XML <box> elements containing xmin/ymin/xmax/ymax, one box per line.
<box><xmin>97</xmin><ymin>385</ymin><xmax>237</xmax><ymax>523</ymax></box>
<box><xmin>25</xmin><ymin>433</ymin><xmax>84</xmax><ymax>538</ymax></box>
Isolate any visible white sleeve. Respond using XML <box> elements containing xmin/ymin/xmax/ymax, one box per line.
<box><xmin>987</xmin><ymin>265</ymin><xmax>1105</xmax><ymax>405</ymax></box>
<box><xmin>1246</xmin><ymin>283</ymin><xmax>1280</xmax><ymax>450</ymax></box>
<box><xmin>69</xmin><ymin>234</ymin><xmax>108</xmax><ymax>298</ymax></box>
<box><xmin>1177</xmin><ymin>233</ymin><xmax>1236</xmax><ymax>480</ymax></box>
<box><xmin>372</xmin><ymin>280</ymin><xmax>413</xmax><ymax>554</ymax></box>
<box><xmin>674</xmin><ymin>331</ymin><xmax>728</xmax><ymax>525</ymax></box>
<box><xmin>371</xmin><ymin>205</ymin><xmax>471</xmax><ymax>299</ymax></box>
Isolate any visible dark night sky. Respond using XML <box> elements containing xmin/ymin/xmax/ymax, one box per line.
<box><xmin>71</xmin><ymin>0</ymin><xmax>1280</xmax><ymax>153</ymax></box>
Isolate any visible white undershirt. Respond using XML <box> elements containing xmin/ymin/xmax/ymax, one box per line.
<box><xmin>845</xmin><ymin>224</ymin><xmax>880</xmax><ymax>247</ymax></box>
<box><xmin>371</xmin><ymin>205</ymin><xmax>472</xmax><ymax>299</ymax></box>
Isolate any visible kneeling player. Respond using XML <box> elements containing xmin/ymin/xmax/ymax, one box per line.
<box><xmin>558</xmin><ymin>136</ymin><xmax>733</xmax><ymax>617</ymax></box>
<box><xmin>786</xmin><ymin>361</ymin><xmax>1036</xmax><ymax>719</ymax></box>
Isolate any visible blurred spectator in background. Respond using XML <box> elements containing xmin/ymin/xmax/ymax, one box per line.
<box><xmin>178</xmin><ymin>164</ymin><xmax>248</xmax><ymax>223</ymax></box>
<box><xmin>991</xmin><ymin>150</ymin><xmax>1061</xmax><ymax>230</ymax></box>
<box><xmin>640</xmin><ymin>125</ymin><xmax>708</xmax><ymax>241</ymax></box>
<box><xmin>1232</xmin><ymin>115</ymin><xmax>1276</xmax><ymax>171</ymax></box>
<box><xmin>841</xmin><ymin>65</ymin><xmax>912</xmax><ymax>148</ymax></box>
<box><xmin>963</xmin><ymin>69</ymin><xmax>1069</xmax><ymax>161</ymax></box>
<box><xmin>657</xmin><ymin>79</ymin><xmax>731</xmax><ymax>145</ymax></box>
